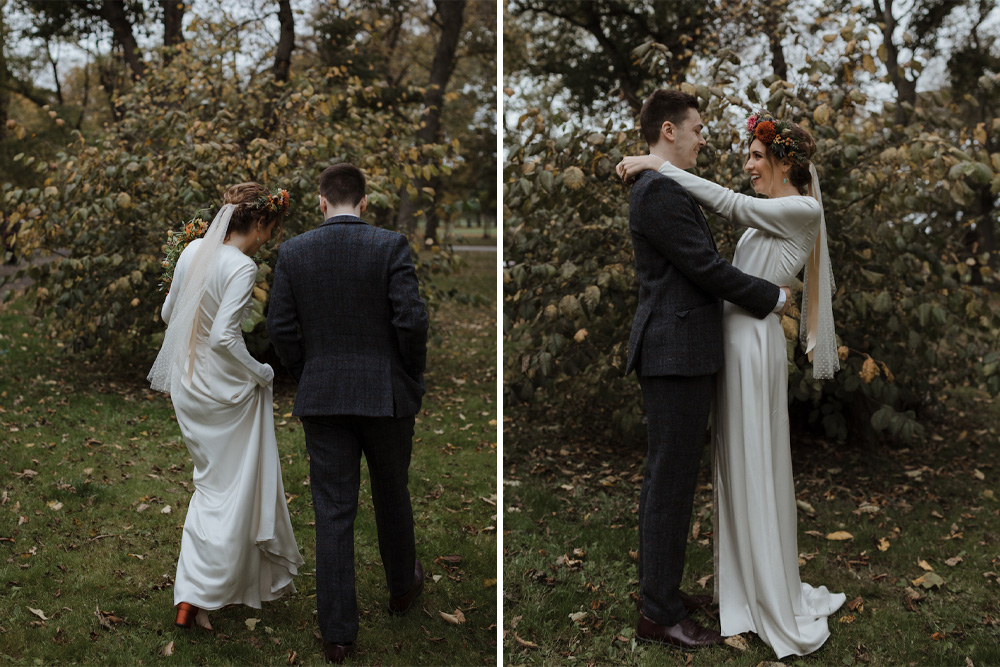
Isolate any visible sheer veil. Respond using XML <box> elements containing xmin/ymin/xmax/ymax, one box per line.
<box><xmin>147</xmin><ymin>204</ymin><xmax>235</xmax><ymax>393</ymax></box>
<box><xmin>800</xmin><ymin>163</ymin><xmax>839</xmax><ymax>380</ymax></box>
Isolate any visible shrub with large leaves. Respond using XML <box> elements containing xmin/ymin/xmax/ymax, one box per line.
<box><xmin>504</xmin><ymin>61</ymin><xmax>999</xmax><ymax>445</ymax></box>
<box><xmin>2</xmin><ymin>20</ymin><xmax>457</xmax><ymax>359</ymax></box>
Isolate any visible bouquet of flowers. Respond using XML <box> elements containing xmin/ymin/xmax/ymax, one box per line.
<box><xmin>158</xmin><ymin>216</ymin><xmax>208</xmax><ymax>292</ymax></box>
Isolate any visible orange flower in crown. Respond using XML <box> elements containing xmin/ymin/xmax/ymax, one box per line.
<box><xmin>253</xmin><ymin>188</ymin><xmax>291</xmax><ymax>214</ymax></box>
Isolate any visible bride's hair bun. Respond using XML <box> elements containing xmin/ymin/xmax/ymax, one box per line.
<box><xmin>785</xmin><ymin>124</ymin><xmax>816</xmax><ymax>193</ymax></box>
<box><xmin>217</xmin><ymin>182</ymin><xmax>285</xmax><ymax>240</ymax></box>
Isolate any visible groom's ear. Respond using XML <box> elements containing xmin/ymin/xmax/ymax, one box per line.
<box><xmin>359</xmin><ymin>194</ymin><xmax>368</xmax><ymax>213</ymax></box>
<box><xmin>660</xmin><ymin>120</ymin><xmax>675</xmax><ymax>144</ymax></box>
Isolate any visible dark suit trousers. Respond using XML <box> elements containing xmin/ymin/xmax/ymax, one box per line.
<box><xmin>302</xmin><ymin>415</ymin><xmax>417</xmax><ymax>644</ymax></box>
<box><xmin>637</xmin><ymin>373</ymin><xmax>714</xmax><ymax>627</ymax></box>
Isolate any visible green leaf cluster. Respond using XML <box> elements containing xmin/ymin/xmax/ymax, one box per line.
<box><xmin>2</xmin><ymin>21</ymin><xmax>458</xmax><ymax>359</ymax></box>
<box><xmin>504</xmin><ymin>62</ymin><xmax>1000</xmax><ymax>446</ymax></box>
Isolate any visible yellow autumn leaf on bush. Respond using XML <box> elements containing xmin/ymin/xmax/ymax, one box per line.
<box><xmin>562</xmin><ymin>166</ymin><xmax>586</xmax><ymax>190</ymax></box>
<box><xmin>860</xmin><ymin>357</ymin><xmax>878</xmax><ymax>383</ymax></box>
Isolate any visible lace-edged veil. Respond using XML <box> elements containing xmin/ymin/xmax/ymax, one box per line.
<box><xmin>799</xmin><ymin>163</ymin><xmax>839</xmax><ymax>380</ymax></box>
<box><xmin>147</xmin><ymin>204</ymin><xmax>236</xmax><ymax>393</ymax></box>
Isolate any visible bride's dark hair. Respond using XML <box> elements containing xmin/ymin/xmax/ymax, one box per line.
<box><xmin>753</xmin><ymin>123</ymin><xmax>816</xmax><ymax>195</ymax></box>
<box><xmin>216</xmin><ymin>182</ymin><xmax>285</xmax><ymax>240</ymax></box>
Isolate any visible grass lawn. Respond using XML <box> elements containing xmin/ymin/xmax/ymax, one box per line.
<box><xmin>503</xmin><ymin>391</ymin><xmax>1000</xmax><ymax>666</ymax></box>
<box><xmin>0</xmin><ymin>251</ymin><xmax>497</xmax><ymax>665</ymax></box>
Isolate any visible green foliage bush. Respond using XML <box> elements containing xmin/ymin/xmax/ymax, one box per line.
<box><xmin>504</xmin><ymin>62</ymin><xmax>1000</xmax><ymax>445</ymax></box>
<box><xmin>2</xmin><ymin>22</ymin><xmax>457</xmax><ymax>359</ymax></box>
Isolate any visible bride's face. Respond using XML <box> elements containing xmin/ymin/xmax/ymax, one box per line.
<box><xmin>744</xmin><ymin>139</ymin><xmax>773</xmax><ymax>194</ymax></box>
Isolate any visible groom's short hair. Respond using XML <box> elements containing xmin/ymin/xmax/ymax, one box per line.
<box><xmin>640</xmin><ymin>89</ymin><xmax>700</xmax><ymax>147</ymax></box>
<box><xmin>319</xmin><ymin>163</ymin><xmax>366</xmax><ymax>207</ymax></box>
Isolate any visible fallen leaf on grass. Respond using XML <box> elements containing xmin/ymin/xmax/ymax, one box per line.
<box><xmin>246</xmin><ymin>618</ymin><xmax>260</xmax><ymax>631</ymax></box>
<box><xmin>135</xmin><ymin>503</ymin><xmax>149</xmax><ymax>513</ymax></box>
<box><xmin>931</xmin><ymin>632</ymin><xmax>945</xmax><ymax>640</ymax></box>
<box><xmin>805</xmin><ymin>530</ymin><xmax>825</xmax><ymax>539</ymax></box>
<box><xmin>94</xmin><ymin>606</ymin><xmax>124</xmax><ymax>630</ymax></box>
<box><xmin>724</xmin><ymin>634</ymin><xmax>749</xmax><ymax>651</ymax></box>
<box><xmin>847</xmin><ymin>596</ymin><xmax>864</xmax><ymax>612</ymax></box>
<box><xmin>973</xmin><ymin>469</ymin><xmax>985</xmax><ymax>481</ymax></box>
<box><xmin>160</xmin><ymin>505</ymin><xmax>171</xmax><ymax>514</ymax></box>
<box><xmin>796</xmin><ymin>499</ymin><xmax>816</xmax><ymax>516</ymax></box>
<box><xmin>287</xmin><ymin>650</ymin><xmax>297</xmax><ymax>665</ymax></box>
<box><xmin>513</xmin><ymin>632</ymin><xmax>537</xmax><ymax>648</ymax></box>
<box><xmin>18</xmin><ymin>516</ymin><xmax>27</xmax><ymax>526</ymax></box>
<box><xmin>945</xmin><ymin>556</ymin><xmax>963</xmax><ymax>567</ymax></box>
<box><xmin>483</xmin><ymin>578</ymin><xmax>496</xmax><ymax>587</ymax></box>
<box><xmin>697</xmin><ymin>573</ymin><xmax>713</xmax><ymax>589</ymax></box>
<box><xmin>911</xmin><ymin>572</ymin><xmax>945</xmax><ymax>589</ymax></box>
<box><xmin>826</xmin><ymin>531</ymin><xmax>854</xmax><ymax>541</ymax></box>
<box><xmin>28</xmin><ymin>607</ymin><xmax>48</xmax><ymax>621</ymax></box>
<box><xmin>568</xmin><ymin>612</ymin><xmax>587</xmax><ymax>622</ymax></box>
<box><xmin>432</xmin><ymin>575</ymin><xmax>442</xmax><ymax>583</ymax></box>
<box><xmin>877</xmin><ymin>537</ymin><xmax>890</xmax><ymax>551</ymax></box>
<box><xmin>839</xmin><ymin>614</ymin><xmax>856</xmax><ymax>623</ymax></box>
<box><xmin>160</xmin><ymin>640</ymin><xmax>174</xmax><ymax>656</ymax></box>
<box><xmin>46</xmin><ymin>501</ymin><xmax>63</xmax><ymax>511</ymax></box>
<box><xmin>917</xmin><ymin>559</ymin><xmax>934</xmax><ymax>571</ymax></box>
<box><xmin>440</xmin><ymin>609</ymin><xmax>466</xmax><ymax>625</ymax></box>
<box><xmin>14</xmin><ymin>469</ymin><xmax>38</xmax><ymax>479</ymax></box>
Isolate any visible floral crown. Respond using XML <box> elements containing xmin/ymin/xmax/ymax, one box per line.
<box><xmin>251</xmin><ymin>188</ymin><xmax>290</xmax><ymax>214</ymax></box>
<box><xmin>745</xmin><ymin>110</ymin><xmax>805</xmax><ymax>164</ymax></box>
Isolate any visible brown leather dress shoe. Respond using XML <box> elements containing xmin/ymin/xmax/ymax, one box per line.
<box><xmin>636</xmin><ymin>613</ymin><xmax>723</xmax><ymax>649</ymax></box>
<box><xmin>322</xmin><ymin>640</ymin><xmax>355</xmax><ymax>664</ymax></box>
<box><xmin>388</xmin><ymin>559</ymin><xmax>424</xmax><ymax>615</ymax></box>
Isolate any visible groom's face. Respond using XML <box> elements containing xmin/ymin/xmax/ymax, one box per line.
<box><xmin>669</xmin><ymin>108</ymin><xmax>706</xmax><ymax>170</ymax></box>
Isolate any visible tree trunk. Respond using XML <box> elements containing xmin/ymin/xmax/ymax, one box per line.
<box><xmin>45</xmin><ymin>38</ymin><xmax>64</xmax><ymax>105</ymax></box>
<box><xmin>160</xmin><ymin>0</ymin><xmax>186</xmax><ymax>62</ymax></box>
<box><xmin>397</xmin><ymin>0</ymin><xmax>466</xmax><ymax>237</ymax></box>
<box><xmin>98</xmin><ymin>1</ymin><xmax>145</xmax><ymax>80</ymax></box>
<box><xmin>0</xmin><ymin>10</ymin><xmax>9</xmax><ymax>141</ymax></box>
<box><xmin>766</xmin><ymin>2</ymin><xmax>788</xmax><ymax>81</ymax></box>
<box><xmin>874</xmin><ymin>0</ymin><xmax>916</xmax><ymax>124</ymax></box>
<box><xmin>272</xmin><ymin>0</ymin><xmax>295</xmax><ymax>82</ymax></box>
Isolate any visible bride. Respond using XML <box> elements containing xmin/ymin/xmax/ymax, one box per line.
<box><xmin>618</xmin><ymin>109</ymin><xmax>846</xmax><ymax>658</ymax></box>
<box><xmin>148</xmin><ymin>183</ymin><xmax>304</xmax><ymax>630</ymax></box>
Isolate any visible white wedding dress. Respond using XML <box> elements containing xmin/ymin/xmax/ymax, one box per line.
<box><xmin>657</xmin><ymin>162</ymin><xmax>846</xmax><ymax>658</ymax></box>
<box><xmin>161</xmin><ymin>239</ymin><xmax>304</xmax><ymax>610</ymax></box>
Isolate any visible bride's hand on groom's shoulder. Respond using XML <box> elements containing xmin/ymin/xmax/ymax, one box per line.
<box><xmin>616</xmin><ymin>155</ymin><xmax>667</xmax><ymax>183</ymax></box>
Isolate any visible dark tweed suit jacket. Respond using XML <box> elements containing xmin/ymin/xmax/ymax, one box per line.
<box><xmin>627</xmin><ymin>170</ymin><xmax>779</xmax><ymax>377</ymax></box>
<box><xmin>266</xmin><ymin>214</ymin><xmax>428</xmax><ymax>418</ymax></box>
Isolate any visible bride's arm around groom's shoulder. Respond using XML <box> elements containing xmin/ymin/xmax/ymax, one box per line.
<box><xmin>656</xmin><ymin>161</ymin><xmax>820</xmax><ymax>238</ymax></box>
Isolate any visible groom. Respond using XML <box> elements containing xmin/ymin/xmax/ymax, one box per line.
<box><xmin>267</xmin><ymin>163</ymin><xmax>428</xmax><ymax>664</ymax></box>
<box><xmin>624</xmin><ymin>90</ymin><xmax>789</xmax><ymax>649</ymax></box>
